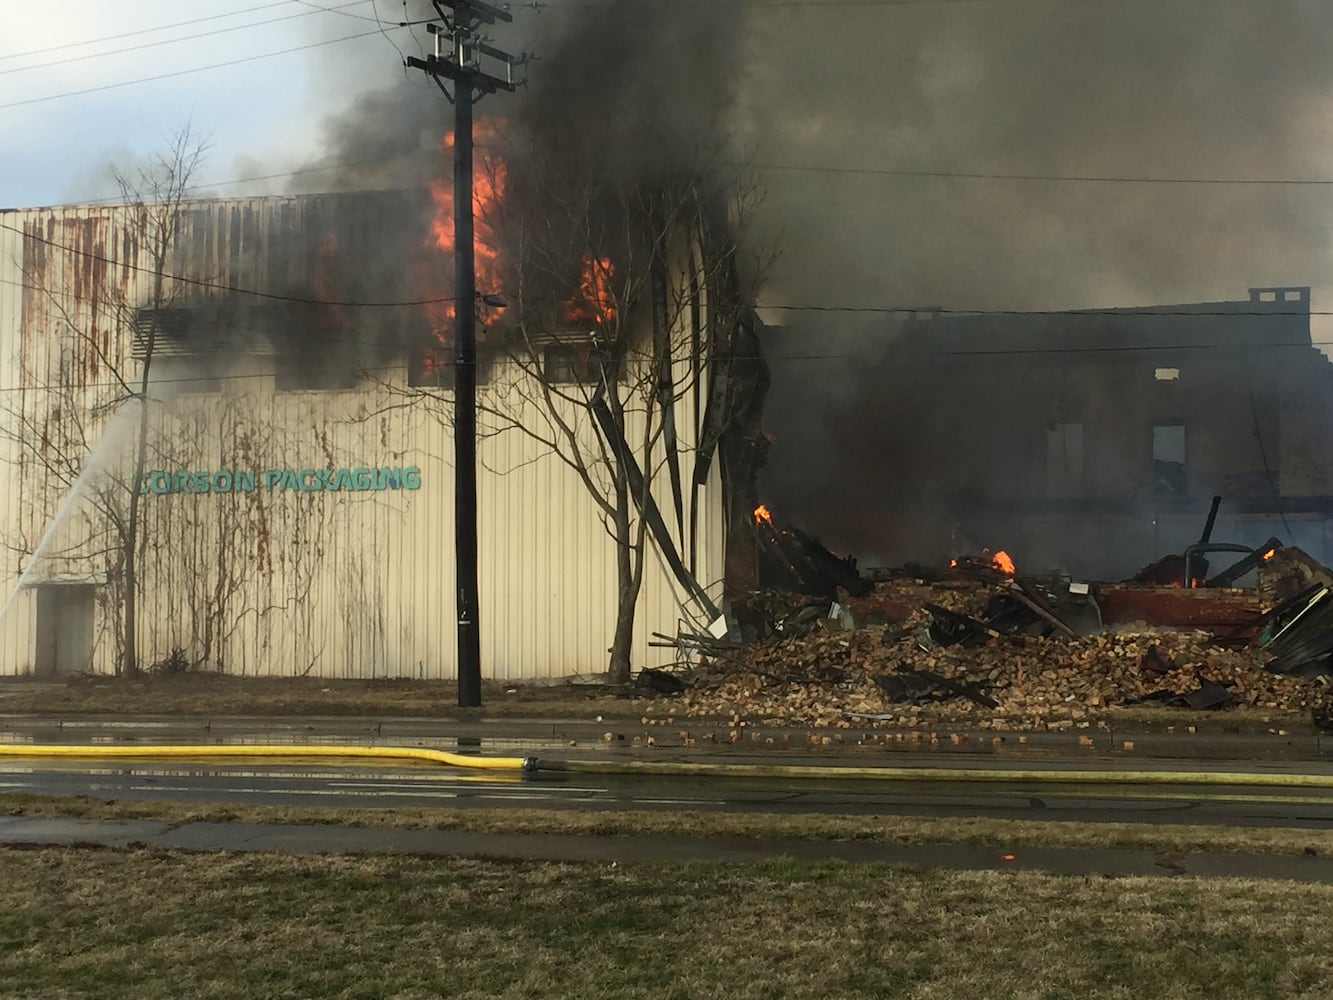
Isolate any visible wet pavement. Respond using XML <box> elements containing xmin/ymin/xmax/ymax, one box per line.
<box><xmin>1</xmin><ymin>814</ymin><xmax>1331</xmax><ymax>881</ymax></box>
<box><xmin>1</xmin><ymin>712</ymin><xmax>1332</xmax><ymax>880</ymax></box>
<box><xmin>5</xmin><ymin>758</ymin><xmax>1333</xmax><ymax>832</ymax></box>
<box><xmin>0</xmin><ymin>712</ymin><xmax>1328</xmax><ymax>767</ymax></box>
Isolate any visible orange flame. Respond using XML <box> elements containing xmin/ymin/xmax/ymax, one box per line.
<box><xmin>991</xmin><ymin>550</ymin><xmax>1016</xmax><ymax>575</ymax></box>
<box><xmin>1262</xmin><ymin>548</ymin><xmax>1277</xmax><ymax>561</ymax></box>
<box><xmin>564</xmin><ymin>254</ymin><xmax>617</xmax><ymax>325</ymax></box>
<box><xmin>421</xmin><ymin>126</ymin><xmax>508</xmax><ymax>371</ymax></box>
<box><xmin>753</xmin><ymin>504</ymin><xmax>773</xmax><ymax>526</ymax></box>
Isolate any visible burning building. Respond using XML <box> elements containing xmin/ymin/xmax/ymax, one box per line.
<box><xmin>762</xmin><ymin>287</ymin><xmax>1333</xmax><ymax>579</ymax></box>
<box><xmin>0</xmin><ymin>183</ymin><xmax>767</xmax><ymax>678</ymax></box>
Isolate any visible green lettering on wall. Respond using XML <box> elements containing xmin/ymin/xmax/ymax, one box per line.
<box><xmin>140</xmin><ymin>465</ymin><xmax>424</xmax><ymax>495</ymax></box>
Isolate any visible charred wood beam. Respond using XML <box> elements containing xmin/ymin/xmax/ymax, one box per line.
<box><xmin>923</xmin><ymin>603</ymin><xmax>1005</xmax><ymax>643</ymax></box>
<box><xmin>1204</xmin><ymin>537</ymin><xmax>1284</xmax><ymax>588</ymax></box>
<box><xmin>757</xmin><ymin>518</ymin><xmax>869</xmax><ymax>599</ymax></box>
<box><xmin>1198</xmin><ymin>495</ymin><xmax>1222</xmax><ymax>544</ymax></box>
<box><xmin>1009</xmin><ymin>581</ymin><xmax>1077</xmax><ymax>637</ymax></box>
<box><xmin>873</xmin><ymin>669</ymin><xmax>999</xmax><ymax>709</ymax></box>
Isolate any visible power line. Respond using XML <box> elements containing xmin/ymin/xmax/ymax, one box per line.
<box><xmin>0</xmin><ymin>1</ymin><xmax>377</xmax><ymax>78</ymax></box>
<box><xmin>0</xmin><ymin>360</ymin><xmax>410</xmax><ymax>396</ymax></box>
<box><xmin>42</xmin><ymin>158</ymin><xmax>1333</xmax><ymax>209</ymax></box>
<box><xmin>757</xmin><ymin>340</ymin><xmax>1333</xmax><ymax>357</ymax></box>
<box><xmin>0</xmin><ymin>336</ymin><xmax>1328</xmax><ymax>401</ymax></box>
<box><xmin>0</xmin><ymin>0</ymin><xmax>1000</xmax><ymax>69</ymax></box>
<box><xmin>754</xmin><ymin>162</ymin><xmax>1333</xmax><ymax>187</ymax></box>
<box><xmin>0</xmin><ymin>1</ymin><xmax>300</xmax><ymax>61</ymax></box>
<box><xmin>291</xmin><ymin>0</ymin><xmax>395</xmax><ymax>23</ymax></box>
<box><xmin>359</xmin><ymin>0</ymin><xmax>408</xmax><ymax>63</ymax></box>
<box><xmin>0</xmin><ymin>29</ymin><xmax>392</xmax><ymax>111</ymax></box>
<box><xmin>72</xmin><ymin>158</ymin><xmax>405</xmax><ymax>204</ymax></box>
<box><xmin>7</xmin><ymin>225</ymin><xmax>1333</xmax><ymax>326</ymax></box>
<box><xmin>6</xmin><ymin>270</ymin><xmax>1331</xmax><ymax>361</ymax></box>
<box><xmin>760</xmin><ymin>302</ymin><xmax>1326</xmax><ymax>317</ymax></box>
<box><xmin>0</xmin><ymin>224</ymin><xmax>458</xmax><ymax>308</ymax></box>
<box><xmin>521</xmin><ymin>0</ymin><xmax>1002</xmax><ymax>7</ymax></box>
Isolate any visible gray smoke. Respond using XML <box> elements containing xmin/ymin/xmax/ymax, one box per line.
<box><xmin>299</xmin><ymin>0</ymin><xmax>744</xmax><ymax>193</ymax></box>
<box><xmin>301</xmin><ymin>1</ymin><xmax>1333</xmax><ymax>568</ymax></box>
<box><xmin>739</xmin><ymin>0</ymin><xmax>1333</xmax><ymax>312</ymax></box>
<box><xmin>739</xmin><ymin>0</ymin><xmax>1333</xmax><ymax>565</ymax></box>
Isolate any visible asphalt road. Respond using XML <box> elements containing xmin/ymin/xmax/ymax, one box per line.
<box><xmin>6</xmin><ymin>758</ymin><xmax>1333</xmax><ymax>831</ymax></box>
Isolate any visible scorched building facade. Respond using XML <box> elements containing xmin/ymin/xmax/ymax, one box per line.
<box><xmin>764</xmin><ymin>287</ymin><xmax>1333</xmax><ymax>580</ymax></box>
<box><xmin>0</xmin><ymin>191</ymin><xmax>760</xmax><ymax>678</ymax></box>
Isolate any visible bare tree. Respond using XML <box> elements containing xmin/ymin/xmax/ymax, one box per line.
<box><xmin>4</xmin><ymin>125</ymin><xmax>209</xmax><ymax>676</ymax></box>
<box><xmin>471</xmin><ymin>139</ymin><xmax>768</xmax><ymax>684</ymax></box>
<box><xmin>116</xmin><ymin>126</ymin><xmax>209</xmax><ymax>676</ymax></box>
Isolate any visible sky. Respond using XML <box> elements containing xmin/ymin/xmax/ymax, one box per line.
<box><xmin>5</xmin><ymin>0</ymin><xmax>1333</xmax><ymax>325</ymax></box>
<box><xmin>6</xmin><ymin>0</ymin><xmax>1333</xmax><ymax>564</ymax></box>
<box><xmin>0</xmin><ymin>1</ymin><xmax>440</xmax><ymax>207</ymax></box>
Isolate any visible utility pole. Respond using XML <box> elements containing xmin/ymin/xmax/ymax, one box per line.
<box><xmin>408</xmin><ymin>1</ymin><xmax>520</xmax><ymax>708</ymax></box>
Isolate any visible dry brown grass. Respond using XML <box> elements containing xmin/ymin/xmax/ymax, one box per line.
<box><xmin>1</xmin><ymin>849</ymin><xmax>1331</xmax><ymax>999</ymax></box>
<box><xmin>4</xmin><ymin>792</ymin><xmax>1332</xmax><ymax>858</ymax></box>
<box><xmin>0</xmin><ymin>675</ymin><xmax>650</xmax><ymax>719</ymax></box>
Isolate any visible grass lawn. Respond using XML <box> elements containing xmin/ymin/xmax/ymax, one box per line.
<box><xmin>1</xmin><ymin>849</ymin><xmax>1331</xmax><ymax>999</ymax></box>
<box><xmin>4</xmin><ymin>792</ymin><xmax>1333</xmax><ymax>858</ymax></box>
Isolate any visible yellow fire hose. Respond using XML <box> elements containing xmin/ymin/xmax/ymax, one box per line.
<box><xmin>0</xmin><ymin>743</ymin><xmax>537</xmax><ymax>772</ymax></box>
<box><xmin>2</xmin><ymin>743</ymin><xmax>1331</xmax><ymax>790</ymax></box>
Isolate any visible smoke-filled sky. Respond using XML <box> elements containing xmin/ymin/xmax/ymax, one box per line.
<box><xmin>6</xmin><ymin>0</ymin><xmax>1333</xmax><ymax>561</ymax></box>
<box><xmin>6</xmin><ymin>1</ymin><xmax>1333</xmax><ymax>313</ymax></box>
<box><xmin>739</xmin><ymin>0</ymin><xmax>1333</xmax><ymax>317</ymax></box>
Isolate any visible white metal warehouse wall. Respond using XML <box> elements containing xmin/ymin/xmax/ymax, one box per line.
<box><xmin>0</xmin><ymin>197</ymin><xmax>727</xmax><ymax>679</ymax></box>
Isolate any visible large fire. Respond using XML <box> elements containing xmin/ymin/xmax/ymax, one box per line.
<box><xmin>420</xmin><ymin>123</ymin><xmax>618</xmax><ymax>375</ymax></box>
<box><xmin>421</xmin><ymin>127</ymin><xmax>508</xmax><ymax>370</ymax></box>
<box><xmin>564</xmin><ymin>254</ymin><xmax>617</xmax><ymax>325</ymax></box>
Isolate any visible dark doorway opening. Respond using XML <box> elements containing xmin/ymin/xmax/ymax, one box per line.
<box><xmin>34</xmin><ymin>584</ymin><xmax>95</xmax><ymax>677</ymax></box>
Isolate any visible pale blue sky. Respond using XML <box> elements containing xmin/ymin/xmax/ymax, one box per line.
<box><xmin>0</xmin><ymin>1</ymin><xmax>420</xmax><ymax>207</ymax></box>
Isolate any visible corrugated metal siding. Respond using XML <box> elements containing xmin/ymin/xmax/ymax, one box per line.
<box><xmin>0</xmin><ymin>197</ymin><xmax>728</xmax><ymax>679</ymax></box>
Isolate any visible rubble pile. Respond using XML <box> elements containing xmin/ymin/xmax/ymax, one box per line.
<box><xmin>656</xmin><ymin>619</ymin><xmax>1312</xmax><ymax>730</ymax></box>
<box><xmin>656</xmin><ymin>500</ymin><xmax>1333</xmax><ymax>730</ymax></box>
<box><xmin>645</xmin><ymin>566</ymin><xmax>1330</xmax><ymax>729</ymax></box>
